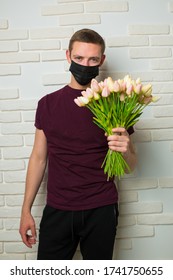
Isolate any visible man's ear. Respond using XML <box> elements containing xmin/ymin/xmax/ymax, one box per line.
<box><xmin>66</xmin><ymin>50</ymin><xmax>71</xmax><ymax>63</ymax></box>
<box><xmin>99</xmin><ymin>54</ymin><xmax>106</xmax><ymax>66</ymax></box>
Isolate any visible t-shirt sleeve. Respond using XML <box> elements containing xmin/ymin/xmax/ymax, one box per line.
<box><xmin>34</xmin><ymin>100</ymin><xmax>43</xmax><ymax>130</ymax></box>
<box><xmin>127</xmin><ymin>126</ymin><xmax>134</xmax><ymax>135</ymax></box>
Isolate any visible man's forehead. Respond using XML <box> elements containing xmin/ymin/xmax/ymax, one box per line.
<box><xmin>71</xmin><ymin>41</ymin><xmax>102</xmax><ymax>55</ymax></box>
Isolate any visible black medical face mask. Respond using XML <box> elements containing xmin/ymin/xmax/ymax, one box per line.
<box><xmin>69</xmin><ymin>60</ymin><xmax>99</xmax><ymax>86</ymax></box>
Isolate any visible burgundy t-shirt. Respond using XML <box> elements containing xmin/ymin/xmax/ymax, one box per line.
<box><xmin>35</xmin><ymin>85</ymin><xmax>124</xmax><ymax>210</ymax></box>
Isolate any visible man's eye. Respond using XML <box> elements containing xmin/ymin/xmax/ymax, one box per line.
<box><xmin>91</xmin><ymin>58</ymin><xmax>99</xmax><ymax>63</ymax></box>
<box><xmin>75</xmin><ymin>57</ymin><xmax>82</xmax><ymax>61</ymax></box>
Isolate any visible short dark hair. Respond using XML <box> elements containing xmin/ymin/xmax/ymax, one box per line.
<box><xmin>68</xmin><ymin>28</ymin><xmax>105</xmax><ymax>55</ymax></box>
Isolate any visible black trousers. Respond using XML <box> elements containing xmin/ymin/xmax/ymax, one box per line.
<box><xmin>37</xmin><ymin>203</ymin><xmax>119</xmax><ymax>260</ymax></box>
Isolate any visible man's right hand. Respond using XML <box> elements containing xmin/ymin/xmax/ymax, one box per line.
<box><xmin>19</xmin><ymin>212</ymin><xmax>37</xmax><ymax>248</ymax></box>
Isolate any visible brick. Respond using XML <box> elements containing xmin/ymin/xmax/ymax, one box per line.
<box><xmin>3</xmin><ymin>147</ymin><xmax>32</xmax><ymax>159</ymax></box>
<box><xmin>137</xmin><ymin>214</ymin><xmax>173</xmax><ymax>225</ymax></box>
<box><xmin>155</xmin><ymin>94</ymin><xmax>173</xmax><ymax>105</ymax></box>
<box><xmin>0</xmin><ymin>135</ymin><xmax>23</xmax><ymax>147</ymax></box>
<box><xmin>0</xmin><ymin>19</ymin><xmax>8</xmax><ymax>29</ymax></box>
<box><xmin>0</xmin><ymin>112</ymin><xmax>21</xmax><ymax>123</ymax></box>
<box><xmin>5</xmin><ymin>217</ymin><xmax>41</xmax><ymax>230</ymax></box>
<box><xmin>1</xmin><ymin>123</ymin><xmax>35</xmax><ymax>135</ymax></box>
<box><xmin>61</xmin><ymin>39</ymin><xmax>69</xmax><ymax>50</ymax></box>
<box><xmin>24</xmin><ymin>135</ymin><xmax>35</xmax><ymax>146</ymax></box>
<box><xmin>0</xmin><ymin>41</ymin><xmax>18</xmax><ymax>52</ymax></box>
<box><xmin>119</xmin><ymin>191</ymin><xmax>138</xmax><ymax>203</ymax></box>
<box><xmin>159</xmin><ymin>178</ymin><xmax>173</xmax><ymax>188</ymax></box>
<box><xmin>151</xmin><ymin>59</ymin><xmax>173</xmax><ymax>70</ymax></box>
<box><xmin>26</xmin><ymin>253</ymin><xmax>37</xmax><ymax>260</ymax></box>
<box><xmin>0</xmin><ymin>196</ymin><xmax>4</xmax><ymax>206</ymax></box>
<box><xmin>0</xmin><ymin>53</ymin><xmax>40</xmax><ymax>64</ymax></box>
<box><xmin>6</xmin><ymin>195</ymin><xmax>24</xmax><ymax>207</ymax></box>
<box><xmin>0</xmin><ymin>231</ymin><xmax>21</xmax><ymax>241</ymax></box>
<box><xmin>4</xmin><ymin>171</ymin><xmax>26</xmax><ymax>183</ymax></box>
<box><xmin>6</xmin><ymin>194</ymin><xmax>46</xmax><ymax>206</ymax></box>
<box><xmin>0</xmin><ymin>65</ymin><xmax>21</xmax><ymax>76</ymax></box>
<box><xmin>30</xmin><ymin>27</ymin><xmax>73</xmax><ymax>39</ymax></box>
<box><xmin>119</xmin><ymin>178</ymin><xmax>158</xmax><ymax>190</ymax></box>
<box><xmin>58</xmin><ymin>0</ymin><xmax>92</xmax><ymax>2</ymax></box>
<box><xmin>117</xmin><ymin>225</ymin><xmax>154</xmax><ymax>238</ymax></box>
<box><xmin>0</xmin><ymin>220</ymin><xmax>3</xmax><ymax>230</ymax></box>
<box><xmin>42</xmin><ymin>3</ymin><xmax>83</xmax><ymax>15</ymax></box>
<box><xmin>0</xmin><ymin>99</ymin><xmax>37</xmax><ymax>111</ymax></box>
<box><xmin>85</xmin><ymin>1</ymin><xmax>128</xmax><ymax>12</ymax></box>
<box><xmin>132</xmin><ymin>71</ymin><xmax>173</xmax><ymax>82</ymax></box>
<box><xmin>129</xmin><ymin>48</ymin><xmax>172</xmax><ymax>59</ymax></box>
<box><xmin>171</xmin><ymin>143</ymin><xmax>173</xmax><ymax>152</ymax></box>
<box><xmin>0</xmin><ymin>30</ymin><xmax>28</xmax><ymax>40</ymax></box>
<box><xmin>30</xmin><ymin>206</ymin><xmax>44</xmax><ymax>217</ymax></box>
<box><xmin>0</xmin><ymin>89</ymin><xmax>19</xmax><ymax>99</ymax></box>
<box><xmin>0</xmin><ymin>243</ymin><xmax>2</xmax><ymax>253</ymax></box>
<box><xmin>154</xmin><ymin>82</ymin><xmax>173</xmax><ymax>94</ymax></box>
<box><xmin>0</xmin><ymin>208</ymin><xmax>21</xmax><ymax>218</ymax></box>
<box><xmin>128</xmin><ymin>25</ymin><xmax>169</xmax><ymax>35</ymax></box>
<box><xmin>169</xmin><ymin>2</ymin><xmax>173</xmax><ymax>12</ymax></box>
<box><xmin>0</xmin><ymin>183</ymin><xmax>25</xmax><ymax>194</ymax></box>
<box><xmin>59</xmin><ymin>14</ymin><xmax>100</xmax><ymax>26</ymax></box>
<box><xmin>3</xmin><ymin>217</ymin><xmax>41</xmax><ymax>230</ymax></box>
<box><xmin>41</xmin><ymin>51</ymin><xmax>66</xmax><ymax>62</ymax></box>
<box><xmin>0</xmin><ymin>254</ymin><xmax>25</xmax><ymax>260</ymax></box>
<box><xmin>151</xmin><ymin>36</ymin><xmax>173</xmax><ymax>46</ymax></box>
<box><xmin>153</xmin><ymin>129</ymin><xmax>173</xmax><ymax>141</ymax></box>
<box><xmin>22</xmin><ymin>111</ymin><xmax>35</xmax><ymax>122</ymax></box>
<box><xmin>135</xmin><ymin>118</ymin><xmax>173</xmax><ymax>130</ymax></box>
<box><xmin>119</xmin><ymin>202</ymin><xmax>163</xmax><ymax>215</ymax></box>
<box><xmin>131</xmin><ymin>131</ymin><xmax>152</xmax><ymax>142</ymax></box>
<box><xmin>4</xmin><ymin>219</ymin><xmax>20</xmax><ymax>230</ymax></box>
<box><xmin>5</xmin><ymin>242</ymin><xmax>37</xmax><ymax>253</ymax></box>
<box><xmin>115</xmin><ymin>239</ymin><xmax>132</xmax><ymax>250</ymax></box>
<box><xmin>118</xmin><ymin>216</ymin><xmax>136</xmax><ymax>227</ymax></box>
<box><xmin>42</xmin><ymin>73</ymin><xmax>71</xmax><ymax>85</ymax></box>
<box><xmin>21</xmin><ymin>40</ymin><xmax>61</xmax><ymax>51</ymax></box>
<box><xmin>107</xmin><ymin>36</ymin><xmax>149</xmax><ymax>47</ymax></box>
<box><xmin>153</xmin><ymin>106</ymin><xmax>173</xmax><ymax>117</ymax></box>
<box><xmin>0</xmin><ymin>160</ymin><xmax>25</xmax><ymax>171</ymax></box>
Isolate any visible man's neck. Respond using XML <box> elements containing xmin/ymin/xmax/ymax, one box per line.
<box><xmin>68</xmin><ymin>77</ymin><xmax>90</xmax><ymax>90</ymax></box>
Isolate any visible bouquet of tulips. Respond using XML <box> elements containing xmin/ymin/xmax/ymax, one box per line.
<box><xmin>74</xmin><ymin>75</ymin><xmax>157</xmax><ymax>180</ymax></box>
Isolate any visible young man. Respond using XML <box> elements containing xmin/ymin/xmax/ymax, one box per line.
<box><xmin>19</xmin><ymin>29</ymin><xmax>137</xmax><ymax>260</ymax></box>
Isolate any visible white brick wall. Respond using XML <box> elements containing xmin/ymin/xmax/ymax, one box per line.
<box><xmin>0</xmin><ymin>0</ymin><xmax>173</xmax><ymax>260</ymax></box>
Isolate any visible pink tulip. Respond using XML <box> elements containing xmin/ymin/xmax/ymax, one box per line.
<box><xmin>74</xmin><ymin>98</ymin><xmax>83</xmax><ymax>107</ymax></box>
<box><xmin>91</xmin><ymin>79</ymin><xmax>100</xmax><ymax>92</ymax></box>
<box><xmin>93</xmin><ymin>92</ymin><xmax>100</xmax><ymax>100</ymax></box>
<box><xmin>99</xmin><ymin>81</ymin><xmax>104</xmax><ymax>91</ymax></box>
<box><xmin>102</xmin><ymin>86</ymin><xmax>110</xmax><ymax>97</ymax></box>
<box><xmin>142</xmin><ymin>96</ymin><xmax>152</xmax><ymax>104</ymax></box>
<box><xmin>134</xmin><ymin>83</ymin><xmax>142</xmax><ymax>94</ymax></box>
<box><xmin>136</xmin><ymin>77</ymin><xmax>141</xmax><ymax>84</ymax></box>
<box><xmin>74</xmin><ymin>96</ymin><xmax>89</xmax><ymax>107</ymax></box>
<box><xmin>120</xmin><ymin>93</ymin><xmax>125</xmax><ymax>101</ymax></box>
<box><xmin>142</xmin><ymin>84</ymin><xmax>152</xmax><ymax>97</ymax></box>
<box><xmin>106</xmin><ymin>77</ymin><xmax>114</xmax><ymax>92</ymax></box>
<box><xmin>126</xmin><ymin>84</ymin><xmax>133</xmax><ymax>96</ymax></box>
<box><xmin>118</xmin><ymin>79</ymin><xmax>126</xmax><ymax>92</ymax></box>
<box><xmin>113</xmin><ymin>81</ymin><xmax>120</xmax><ymax>92</ymax></box>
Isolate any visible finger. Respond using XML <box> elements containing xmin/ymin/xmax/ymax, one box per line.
<box><xmin>112</xmin><ymin>128</ymin><xmax>129</xmax><ymax>137</ymax></box>
<box><xmin>112</xmin><ymin>127</ymin><xmax>126</xmax><ymax>134</ymax></box>
<box><xmin>107</xmin><ymin>134</ymin><xmax>128</xmax><ymax>143</ymax></box>
<box><xmin>28</xmin><ymin>235</ymin><xmax>36</xmax><ymax>245</ymax></box>
<box><xmin>21</xmin><ymin>233</ymin><xmax>32</xmax><ymax>248</ymax></box>
<box><xmin>30</xmin><ymin>224</ymin><xmax>37</xmax><ymax>240</ymax></box>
